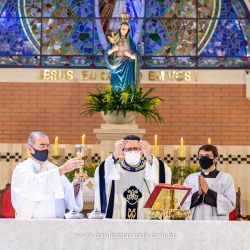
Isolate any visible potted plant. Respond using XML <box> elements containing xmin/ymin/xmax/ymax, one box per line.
<box><xmin>169</xmin><ymin>164</ymin><xmax>202</xmax><ymax>185</ymax></box>
<box><xmin>79</xmin><ymin>82</ymin><xmax>164</xmax><ymax>125</ymax></box>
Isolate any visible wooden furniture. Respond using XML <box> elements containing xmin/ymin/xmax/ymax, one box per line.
<box><xmin>0</xmin><ymin>183</ymin><xmax>15</xmax><ymax>218</ymax></box>
<box><xmin>235</xmin><ymin>187</ymin><xmax>250</xmax><ymax>221</ymax></box>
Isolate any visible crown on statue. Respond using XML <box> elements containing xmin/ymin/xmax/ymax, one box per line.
<box><xmin>120</xmin><ymin>11</ymin><xmax>130</xmax><ymax>22</ymax></box>
<box><xmin>116</xmin><ymin>5</ymin><xmax>134</xmax><ymax>21</ymax></box>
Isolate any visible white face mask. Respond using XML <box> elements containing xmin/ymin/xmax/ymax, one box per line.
<box><xmin>125</xmin><ymin>151</ymin><xmax>141</xmax><ymax>166</ymax></box>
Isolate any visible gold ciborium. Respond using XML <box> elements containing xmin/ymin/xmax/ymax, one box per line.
<box><xmin>74</xmin><ymin>145</ymin><xmax>89</xmax><ymax>179</ymax></box>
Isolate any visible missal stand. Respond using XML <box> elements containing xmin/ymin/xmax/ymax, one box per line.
<box><xmin>144</xmin><ymin>183</ymin><xmax>192</xmax><ymax>220</ymax></box>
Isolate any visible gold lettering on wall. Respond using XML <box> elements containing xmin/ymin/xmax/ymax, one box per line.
<box><xmin>81</xmin><ymin>71</ymin><xmax>88</xmax><ymax>80</ymax></box>
<box><xmin>175</xmin><ymin>70</ymin><xmax>184</xmax><ymax>81</ymax></box>
<box><xmin>185</xmin><ymin>71</ymin><xmax>191</xmax><ymax>82</ymax></box>
<box><xmin>149</xmin><ymin>71</ymin><xmax>156</xmax><ymax>81</ymax></box>
<box><xmin>66</xmin><ymin>70</ymin><xmax>74</xmax><ymax>80</ymax></box>
<box><xmin>156</xmin><ymin>71</ymin><xmax>164</xmax><ymax>81</ymax></box>
<box><xmin>168</xmin><ymin>71</ymin><xmax>175</xmax><ymax>81</ymax></box>
<box><xmin>89</xmin><ymin>71</ymin><xmax>96</xmax><ymax>81</ymax></box>
<box><xmin>36</xmin><ymin>69</ymin><xmax>198</xmax><ymax>82</ymax></box>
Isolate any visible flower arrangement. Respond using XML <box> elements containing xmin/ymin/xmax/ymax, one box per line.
<box><xmin>169</xmin><ymin>164</ymin><xmax>202</xmax><ymax>185</ymax></box>
<box><xmin>65</xmin><ymin>158</ymin><xmax>101</xmax><ymax>182</ymax></box>
<box><xmin>79</xmin><ymin>82</ymin><xmax>164</xmax><ymax>125</ymax></box>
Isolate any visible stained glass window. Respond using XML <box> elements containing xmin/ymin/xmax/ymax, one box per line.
<box><xmin>0</xmin><ymin>0</ymin><xmax>250</xmax><ymax>68</ymax></box>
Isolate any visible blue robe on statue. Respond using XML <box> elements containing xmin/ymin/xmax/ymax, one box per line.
<box><xmin>104</xmin><ymin>22</ymin><xmax>141</xmax><ymax>91</ymax></box>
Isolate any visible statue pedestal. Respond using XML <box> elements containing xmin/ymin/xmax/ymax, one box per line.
<box><xmin>93</xmin><ymin>123</ymin><xmax>146</xmax><ymax>161</ymax></box>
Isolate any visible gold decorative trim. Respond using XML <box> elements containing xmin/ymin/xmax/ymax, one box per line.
<box><xmin>148</xmin><ymin>209</ymin><xmax>191</xmax><ymax>220</ymax></box>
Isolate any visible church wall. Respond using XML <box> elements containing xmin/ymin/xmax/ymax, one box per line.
<box><xmin>0</xmin><ymin>82</ymin><xmax>249</xmax><ymax>146</ymax></box>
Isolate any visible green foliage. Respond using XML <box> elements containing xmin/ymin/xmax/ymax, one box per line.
<box><xmin>79</xmin><ymin>82</ymin><xmax>165</xmax><ymax>125</ymax></box>
<box><xmin>65</xmin><ymin>158</ymin><xmax>101</xmax><ymax>182</ymax></box>
<box><xmin>169</xmin><ymin>164</ymin><xmax>202</xmax><ymax>185</ymax></box>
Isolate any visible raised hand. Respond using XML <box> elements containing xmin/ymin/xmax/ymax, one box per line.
<box><xmin>139</xmin><ymin>140</ymin><xmax>152</xmax><ymax>161</ymax></box>
<box><xmin>59</xmin><ymin>157</ymin><xmax>83</xmax><ymax>175</ymax></box>
<box><xmin>114</xmin><ymin>139</ymin><xmax>127</xmax><ymax>159</ymax></box>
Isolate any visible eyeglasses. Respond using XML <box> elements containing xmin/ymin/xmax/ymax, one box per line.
<box><xmin>123</xmin><ymin>147</ymin><xmax>141</xmax><ymax>153</ymax></box>
<box><xmin>198</xmin><ymin>154</ymin><xmax>214</xmax><ymax>159</ymax></box>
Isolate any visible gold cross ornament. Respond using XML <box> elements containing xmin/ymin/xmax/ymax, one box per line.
<box><xmin>86</xmin><ymin>181</ymin><xmax>94</xmax><ymax>189</ymax></box>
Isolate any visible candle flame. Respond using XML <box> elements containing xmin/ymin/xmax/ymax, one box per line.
<box><xmin>181</xmin><ymin>137</ymin><xmax>183</xmax><ymax>141</ymax></box>
<box><xmin>208</xmin><ymin>138</ymin><xmax>211</xmax><ymax>141</ymax></box>
<box><xmin>155</xmin><ymin>135</ymin><xmax>157</xmax><ymax>139</ymax></box>
<box><xmin>82</xmin><ymin>134</ymin><xmax>85</xmax><ymax>138</ymax></box>
<box><xmin>55</xmin><ymin>137</ymin><xmax>58</xmax><ymax>140</ymax></box>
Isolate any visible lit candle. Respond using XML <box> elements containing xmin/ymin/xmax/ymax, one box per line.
<box><xmin>55</xmin><ymin>137</ymin><xmax>58</xmax><ymax>156</ymax></box>
<box><xmin>154</xmin><ymin>135</ymin><xmax>157</xmax><ymax>156</ymax></box>
<box><xmin>181</xmin><ymin>138</ymin><xmax>184</xmax><ymax>157</ymax></box>
<box><xmin>82</xmin><ymin>134</ymin><xmax>85</xmax><ymax>145</ymax></box>
<box><xmin>208</xmin><ymin>138</ymin><xmax>211</xmax><ymax>144</ymax></box>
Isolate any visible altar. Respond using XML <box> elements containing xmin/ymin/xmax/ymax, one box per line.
<box><xmin>0</xmin><ymin>219</ymin><xmax>249</xmax><ymax>250</ymax></box>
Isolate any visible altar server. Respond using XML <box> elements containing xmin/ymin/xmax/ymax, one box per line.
<box><xmin>182</xmin><ymin>145</ymin><xmax>236</xmax><ymax>220</ymax></box>
<box><xmin>95</xmin><ymin>135</ymin><xmax>172</xmax><ymax>219</ymax></box>
<box><xmin>11</xmin><ymin>132</ymin><xmax>86</xmax><ymax>219</ymax></box>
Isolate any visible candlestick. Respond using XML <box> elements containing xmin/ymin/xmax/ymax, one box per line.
<box><xmin>154</xmin><ymin>135</ymin><xmax>157</xmax><ymax>156</ymax></box>
<box><xmin>208</xmin><ymin>138</ymin><xmax>211</xmax><ymax>144</ymax></box>
<box><xmin>180</xmin><ymin>138</ymin><xmax>184</xmax><ymax>157</ymax></box>
<box><xmin>52</xmin><ymin>155</ymin><xmax>62</xmax><ymax>167</ymax></box>
<box><xmin>82</xmin><ymin>134</ymin><xmax>85</xmax><ymax>145</ymax></box>
<box><xmin>55</xmin><ymin>137</ymin><xmax>58</xmax><ymax>156</ymax></box>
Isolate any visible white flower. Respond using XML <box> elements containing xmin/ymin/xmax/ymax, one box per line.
<box><xmin>49</xmin><ymin>58</ymin><xmax>53</xmax><ymax>64</ymax></box>
<box><xmin>74</xmin><ymin>59</ymin><xmax>79</xmax><ymax>64</ymax></box>
<box><xmin>211</xmin><ymin>60</ymin><xmax>215</xmax><ymax>65</ymax></box>
<box><xmin>178</xmin><ymin>60</ymin><xmax>183</xmax><ymax>65</ymax></box>
<box><xmin>204</xmin><ymin>60</ymin><xmax>208</xmax><ymax>65</ymax></box>
<box><xmin>234</xmin><ymin>60</ymin><xmax>239</xmax><ymax>65</ymax></box>
<box><xmin>80</xmin><ymin>59</ymin><xmax>85</xmax><ymax>64</ymax></box>
<box><xmin>28</xmin><ymin>58</ymin><xmax>34</xmax><ymax>64</ymax></box>
<box><xmin>22</xmin><ymin>58</ymin><xmax>27</xmax><ymax>64</ymax></box>
<box><xmin>101</xmin><ymin>59</ymin><xmax>105</xmax><ymax>64</ymax></box>
<box><xmin>55</xmin><ymin>58</ymin><xmax>60</xmax><ymax>64</ymax></box>
<box><xmin>228</xmin><ymin>60</ymin><xmax>232</xmax><ymax>65</ymax></box>
<box><xmin>159</xmin><ymin>59</ymin><xmax>164</xmax><ymax>65</ymax></box>
<box><xmin>153</xmin><ymin>60</ymin><xmax>158</xmax><ymax>65</ymax></box>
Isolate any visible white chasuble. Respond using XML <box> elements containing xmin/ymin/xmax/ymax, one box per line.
<box><xmin>94</xmin><ymin>155</ymin><xmax>172</xmax><ymax>220</ymax></box>
<box><xmin>11</xmin><ymin>158</ymin><xmax>83</xmax><ymax>219</ymax></box>
<box><xmin>182</xmin><ymin>169</ymin><xmax>236</xmax><ymax>220</ymax></box>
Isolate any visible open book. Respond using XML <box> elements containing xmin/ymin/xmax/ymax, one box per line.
<box><xmin>144</xmin><ymin>183</ymin><xmax>192</xmax><ymax>210</ymax></box>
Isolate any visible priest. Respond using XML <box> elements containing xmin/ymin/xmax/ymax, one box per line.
<box><xmin>182</xmin><ymin>144</ymin><xmax>236</xmax><ymax>220</ymax></box>
<box><xmin>94</xmin><ymin>135</ymin><xmax>172</xmax><ymax>219</ymax></box>
<box><xmin>11</xmin><ymin>132</ymin><xmax>86</xmax><ymax>219</ymax></box>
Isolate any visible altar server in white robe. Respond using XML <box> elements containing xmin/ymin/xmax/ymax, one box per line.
<box><xmin>182</xmin><ymin>144</ymin><xmax>236</xmax><ymax>220</ymax></box>
<box><xmin>94</xmin><ymin>135</ymin><xmax>172</xmax><ymax>220</ymax></box>
<box><xmin>11</xmin><ymin>132</ymin><xmax>86</xmax><ymax>219</ymax></box>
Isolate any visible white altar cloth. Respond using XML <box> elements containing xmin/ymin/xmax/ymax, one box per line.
<box><xmin>0</xmin><ymin>219</ymin><xmax>249</xmax><ymax>250</ymax></box>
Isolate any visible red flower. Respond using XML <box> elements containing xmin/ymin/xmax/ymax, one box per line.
<box><xmin>242</xmin><ymin>57</ymin><xmax>249</xmax><ymax>61</ymax></box>
<box><xmin>64</xmin><ymin>56</ymin><xmax>70</xmax><ymax>60</ymax></box>
<box><xmin>168</xmin><ymin>64</ymin><xmax>175</xmax><ymax>67</ymax></box>
<box><xmin>64</xmin><ymin>63</ymin><xmax>70</xmax><ymax>66</ymax></box>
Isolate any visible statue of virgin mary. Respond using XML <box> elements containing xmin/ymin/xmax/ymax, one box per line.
<box><xmin>104</xmin><ymin>13</ymin><xmax>141</xmax><ymax>91</ymax></box>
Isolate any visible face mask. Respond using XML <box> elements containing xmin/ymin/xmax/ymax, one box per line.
<box><xmin>30</xmin><ymin>146</ymin><xmax>49</xmax><ymax>162</ymax></box>
<box><xmin>199</xmin><ymin>156</ymin><xmax>214</xmax><ymax>170</ymax></box>
<box><xmin>125</xmin><ymin>151</ymin><xmax>141</xmax><ymax>166</ymax></box>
